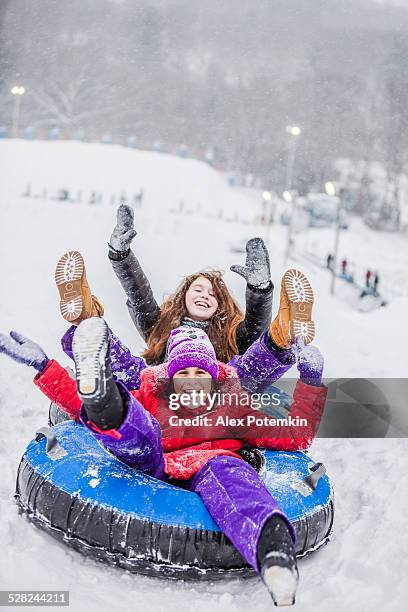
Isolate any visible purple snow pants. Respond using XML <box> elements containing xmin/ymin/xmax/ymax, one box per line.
<box><xmin>81</xmin><ymin>383</ymin><xmax>295</xmax><ymax>573</ymax></box>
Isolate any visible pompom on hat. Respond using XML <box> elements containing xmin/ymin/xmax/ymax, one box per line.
<box><xmin>166</xmin><ymin>327</ymin><xmax>219</xmax><ymax>380</ymax></box>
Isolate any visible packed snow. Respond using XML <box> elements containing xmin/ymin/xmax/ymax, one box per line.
<box><xmin>0</xmin><ymin>140</ymin><xmax>407</xmax><ymax>612</ymax></box>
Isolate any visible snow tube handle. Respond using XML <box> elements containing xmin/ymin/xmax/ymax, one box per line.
<box><xmin>35</xmin><ymin>427</ymin><xmax>67</xmax><ymax>460</ymax></box>
<box><xmin>304</xmin><ymin>462</ymin><xmax>326</xmax><ymax>490</ymax></box>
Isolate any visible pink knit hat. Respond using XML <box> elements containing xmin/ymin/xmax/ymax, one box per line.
<box><xmin>166</xmin><ymin>327</ymin><xmax>219</xmax><ymax>379</ymax></box>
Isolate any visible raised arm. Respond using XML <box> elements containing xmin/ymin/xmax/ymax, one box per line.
<box><xmin>230</xmin><ymin>238</ymin><xmax>274</xmax><ymax>353</ymax></box>
<box><xmin>228</xmin><ymin>332</ymin><xmax>295</xmax><ymax>392</ymax></box>
<box><xmin>0</xmin><ymin>331</ymin><xmax>82</xmax><ymax>420</ymax></box>
<box><xmin>108</xmin><ymin>204</ymin><xmax>161</xmax><ymax>341</ymax></box>
<box><xmin>249</xmin><ymin>378</ymin><xmax>327</xmax><ymax>452</ymax></box>
<box><xmin>248</xmin><ymin>339</ymin><xmax>326</xmax><ymax>451</ymax></box>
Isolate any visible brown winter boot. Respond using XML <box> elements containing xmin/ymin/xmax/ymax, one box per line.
<box><xmin>55</xmin><ymin>251</ymin><xmax>104</xmax><ymax>325</ymax></box>
<box><xmin>270</xmin><ymin>269</ymin><xmax>315</xmax><ymax>349</ymax></box>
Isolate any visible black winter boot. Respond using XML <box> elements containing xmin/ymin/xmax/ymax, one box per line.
<box><xmin>72</xmin><ymin>317</ymin><xmax>124</xmax><ymax>430</ymax></box>
<box><xmin>257</xmin><ymin>516</ymin><xmax>299</xmax><ymax>607</ymax></box>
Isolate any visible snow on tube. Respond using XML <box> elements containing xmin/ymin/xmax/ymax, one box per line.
<box><xmin>15</xmin><ymin>421</ymin><xmax>334</xmax><ymax>580</ymax></box>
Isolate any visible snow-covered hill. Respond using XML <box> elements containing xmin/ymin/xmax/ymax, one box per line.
<box><xmin>0</xmin><ymin>140</ymin><xmax>407</xmax><ymax>612</ymax></box>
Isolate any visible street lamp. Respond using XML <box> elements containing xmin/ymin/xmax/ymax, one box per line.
<box><xmin>285</xmin><ymin>125</ymin><xmax>301</xmax><ymax>190</ymax></box>
<box><xmin>283</xmin><ymin>190</ymin><xmax>298</xmax><ymax>267</ymax></box>
<box><xmin>286</xmin><ymin>125</ymin><xmax>301</xmax><ymax>137</ymax></box>
<box><xmin>282</xmin><ymin>190</ymin><xmax>293</xmax><ymax>203</ymax></box>
<box><xmin>325</xmin><ymin>181</ymin><xmax>336</xmax><ymax>197</ymax></box>
<box><xmin>325</xmin><ymin>181</ymin><xmax>341</xmax><ymax>295</ymax></box>
<box><xmin>262</xmin><ymin>191</ymin><xmax>272</xmax><ymax>222</ymax></box>
<box><xmin>11</xmin><ymin>85</ymin><xmax>26</xmax><ymax>138</ymax></box>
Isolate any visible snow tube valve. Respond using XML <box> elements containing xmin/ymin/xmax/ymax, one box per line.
<box><xmin>304</xmin><ymin>462</ymin><xmax>326</xmax><ymax>490</ymax></box>
<box><xmin>35</xmin><ymin>427</ymin><xmax>67</xmax><ymax>460</ymax></box>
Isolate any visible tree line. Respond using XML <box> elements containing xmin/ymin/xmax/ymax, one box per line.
<box><xmin>1</xmin><ymin>0</ymin><xmax>408</xmax><ymax>226</ymax></box>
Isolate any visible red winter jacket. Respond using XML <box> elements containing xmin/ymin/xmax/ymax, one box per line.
<box><xmin>34</xmin><ymin>359</ymin><xmax>327</xmax><ymax>479</ymax></box>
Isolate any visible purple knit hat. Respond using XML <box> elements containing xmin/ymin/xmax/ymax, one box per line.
<box><xmin>166</xmin><ymin>327</ymin><xmax>219</xmax><ymax>379</ymax></box>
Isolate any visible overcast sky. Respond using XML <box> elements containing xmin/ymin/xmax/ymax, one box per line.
<box><xmin>372</xmin><ymin>0</ymin><xmax>408</xmax><ymax>6</ymax></box>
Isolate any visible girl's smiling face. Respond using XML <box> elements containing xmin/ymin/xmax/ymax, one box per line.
<box><xmin>185</xmin><ymin>276</ymin><xmax>218</xmax><ymax>321</ymax></box>
<box><xmin>172</xmin><ymin>367</ymin><xmax>213</xmax><ymax>407</ymax></box>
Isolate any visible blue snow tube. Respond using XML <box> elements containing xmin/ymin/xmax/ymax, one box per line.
<box><xmin>15</xmin><ymin>421</ymin><xmax>334</xmax><ymax>580</ymax></box>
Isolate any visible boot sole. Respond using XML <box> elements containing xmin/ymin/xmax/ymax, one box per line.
<box><xmin>283</xmin><ymin>269</ymin><xmax>315</xmax><ymax>345</ymax></box>
<box><xmin>55</xmin><ymin>251</ymin><xmax>85</xmax><ymax>322</ymax></box>
<box><xmin>262</xmin><ymin>560</ymin><xmax>299</xmax><ymax>607</ymax></box>
<box><xmin>72</xmin><ymin>318</ymin><xmax>109</xmax><ymax>399</ymax></box>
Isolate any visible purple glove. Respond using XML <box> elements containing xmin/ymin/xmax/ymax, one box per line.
<box><xmin>0</xmin><ymin>331</ymin><xmax>49</xmax><ymax>372</ymax></box>
<box><xmin>292</xmin><ymin>337</ymin><xmax>324</xmax><ymax>387</ymax></box>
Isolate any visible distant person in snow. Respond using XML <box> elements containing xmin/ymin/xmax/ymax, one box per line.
<box><xmin>365</xmin><ymin>269</ymin><xmax>372</xmax><ymax>289</ymax></box>
<box><xmin>341</xmin><ymin>258</ymin><xmax>347</xmax><ymax>276</ymax></box>
<box><xmin>0</xmin><ymin>281</ymin><xmax>326</xmax><ymax>606</ymax></box>
<box><xmin>132</xmin><ymin>188</ymin><xmax>144</xmax><ymax>207</ymax></box>
<box><xmin>326</xmin><ymin>253</ymin><xmax>334</xmax><ymax>270</ymax></box>
<box><xmin>373</xmin><ymin>272</ymin><xmax>380</xmax><ymax>295</ymax></box>
<box><xmin>57</xmin><ymin>188</ymin><xmax>70</xmax><ymax>201</ymax></box>
<box><xmin>89</xmin><ymin>191</ymin><xmax>98</xmax><ymax>205</ymax></box>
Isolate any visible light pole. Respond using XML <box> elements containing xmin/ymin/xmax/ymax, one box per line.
<box><xmin>283</xmin><ymin>189</ymin><xmax>297</xmax><ymax>267</ymax></box>
<box><xmin>325</xmin><ymin>181</ymin><xmax>341</xmax><ymax>295</ymax></box>
<box><xmin>11</xmin><ymin>85</ymin><xmax>25</xmax><ymax>138</ymax></box>
<box><xmin>262</xmin><ymin>190</ymin><xmax>272</xmax><ymax>244</ymax></box>
<box><xmin>285</xmin><ymin>125</ymin><xmax>301</xmax><ymax>190</ymax></box>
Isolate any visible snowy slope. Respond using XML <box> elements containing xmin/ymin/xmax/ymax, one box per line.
<box><xmin>0</xmin><ymin>140</ymin><xmax>407</xmax><ymax>612</ymax></box>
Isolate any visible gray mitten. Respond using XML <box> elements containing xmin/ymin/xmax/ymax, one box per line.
<box><xmin>109</xmin><ymin>204</ymin><xmax>137</xmax><ymax>253</ymax></box>
<box><xmin>0</xmin><ymin>331</ymin><xmax>49</xmax><ymax>372</ymax></box>
<box><xmin>230</xmin><ymin>237</ymin><xmax>271</xmax><ymax>290</ymax></box>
